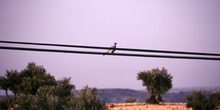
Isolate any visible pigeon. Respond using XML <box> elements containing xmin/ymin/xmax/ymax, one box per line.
<box><xmin>103</xmin><ymin>42</ymin><xmax>117</xmax><ymax>55</ymax></box>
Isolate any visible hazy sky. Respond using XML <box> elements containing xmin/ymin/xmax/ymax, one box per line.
<box><xmin>0</xmin><ymin>0</ymin><xmax>220</xmax><ymax>90</ymax></box>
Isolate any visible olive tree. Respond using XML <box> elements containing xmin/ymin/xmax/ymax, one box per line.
<box><xmin>1</xmin><ymin>62</ymin><xmax>107</xmax><ymax>110</ymax></box>
<box><xmin>18</xmin><ymin>62</ymin><xmax>57</xmax><ymax>95</ymax></box>
<box><xmin>0</xmin><ymin>76</ymin><xmax>12</xmax><ymax>107</ymax></box>
<box><xmin>137</xmin><ymin>67</ymin><xmax>172</xmax><ymax>103</ymax></box>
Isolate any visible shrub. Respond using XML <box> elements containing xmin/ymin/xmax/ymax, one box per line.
<box><xmin>73</xmin><ymin>86</ymin><xmax>107</xmax><ymax>110</ymax></box>
<box><xmin>124</xmin><ymin>98</ymin><xmax>136</xmax><ymax>103</ymax></box>
<box><xmin>0</xmin><ymin>62</ymin><xmax>106</xmax><ymax>110</ymax></box>
<box><xmin>186</xmin><ymin>90</ymin><xmax>220</xmax><ymax>110</ymax></box>
<box><xmin>0</xmin><ymin>98</ymin><xmax>10</xmax><ymax>110</ymax></box>
<box><xmin>109</xmin><ymin>103</ymin><xmax>115</xmax><ymax>108</ymax></box>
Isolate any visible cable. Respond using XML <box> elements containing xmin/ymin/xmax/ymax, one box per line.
<box><xmin>1</xmin><ymin>46</ymin><xmax>220</xmax><ymax>61</ymax></box>
<box><xmin>1</xmin><ymin>40</ymin><xmax>220</xmax><ymax>57</ymax></box>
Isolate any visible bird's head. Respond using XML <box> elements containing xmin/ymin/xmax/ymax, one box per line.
<box><xmin>114</xmin><ymin>42</ymin><xmax>117</xmax><ymax>46</ymax></box>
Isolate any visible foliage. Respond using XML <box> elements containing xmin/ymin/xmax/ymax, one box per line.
<box><xmin>0</xmin><ymin>62</ymin><xmax>57</xmax><ymax>96</ymax></box>
<box><xmin>14</xmin><ymin>93</ymin><xmax>69</xmax><ymax>110</ymax></box>
<box><xmin>0</xmin><ymin>62</ymin><xmax>106</xmax><ymax>110</ymax></box>
<box><xmin>137</xmin><ymin>67</ymin><xmax>172</xmax><ymax>104</ymax></box>
<box><xmin>14</xmin><ymin>78</ymin><xmax>75</xmax><ymax>110</ymax></box>
<box><xmin>0</xmin><ymin>76</ymin><xmax>8</xmax><ymax>94</ymax></box>
<box><xmin>54</xmin><ymin>78</ymin><xmax>75</xmax><ymax>97</ymax></box>
<box><xmin>0</xmin><ymin>75</ymin><xmax>14</xmax><ymax>107</ymax></box>
<box><xmin>18</xmin><ymin>62</ymin><xmax>57</xmax><ymax>95</ymax></box>
<box><xmin>186</xmin><ymin>90</ymin><xmax>220</xmax><ymax>110</ymax></box>
<box><xmin>0</xmin><ymin>98</ymin><xmax>11</xmax><ymax>110</ymax></box>
<box><xmin>5</xmin><ymin>70</ymin><xmax>20</xmax><ymax>96</ymax></box>
<box><xmin>124</xmin><ymin>98</ymin><xmax>136</xmax><ymax>103</ymax></box>
<box><xmin>0</xmin><ymin>75</ymin><xmax>9</xmax><ymax>91</ymax></box>
<box><xmin>73</xmin><ymin>86</ymin><xmax>107</xmax><ymax>110</ymax></box>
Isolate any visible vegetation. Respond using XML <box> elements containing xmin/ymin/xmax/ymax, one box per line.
<box><xmin>0</xmin><ymin>62</ymin><xmax>106</xmax><ymax>110</ymax></box>
<box><xmin>186</xmin><ymin>90</ymin><xmax>220</xmax><ymax>110</ymax></box>
<box><xmin>73</xmin><ymin>86</ymin><xmax>107</xmax><ymax>110</ymax></box>
<box><xmin>124</xmin><ymin>98</ymin><xmax>136</xmax><ymax>103</ymax></box>
<box><xmin>137</xmin><ymin>67</ymin><xmax>173</xmax><ymax>104</ymax></box>
<box><xmin>0</xmin><ymin>98</ymin><xmax>10</xmax><ymax>110</ymax></box>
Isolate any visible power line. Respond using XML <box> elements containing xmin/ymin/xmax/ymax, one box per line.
<box><xmin>1</xmin><ymin>46</ymin><xmax>220</xmax><ymax>61</ymax></box>
<box><xmin>1</xmin><ymin>40</ymin><xmax>220</xmax><ymax>57</ymax></box>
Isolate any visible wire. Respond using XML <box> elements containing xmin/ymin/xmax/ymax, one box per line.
<box><xmin>1</xmin><ymin>40</ymin><xmax>220</xmax><ymax>57</ymax></box>
<box><xmin>1</xmin><ymin>46</ymin><xmax>220</xmax><ymax>61</ymax></box>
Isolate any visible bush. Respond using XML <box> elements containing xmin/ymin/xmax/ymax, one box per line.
<box><xmin>73</xmin><ymin>86</ymin><xmax>107</xmax><ymax>110</ymax></box>
<box><xmin>186</xmin><ymin>90</ymin><xmax>220</xmax><ymax>110</ymax></box>
<box><xmin>0</xmin><ymin>98</ymin><xmax>10</xmax><ymax>110</ymax></box>
<box><xmin>13</xmin><ymin>86</ymin><xmax>107</xmax><ymax>110</ymax></box>
<box><xmin>109</xmin><ymin>103</ymin><xmax>115</xmax><ymax>108</ymax></box>
<box><xmin>124</xmin><ymin>98</ymin><xmax>136</xmax><ymax>103</ymax></box>
<box><xmin>14</xmin><ymin>94</ymin><xmax>62</xmax><ymax>110</ymax></box>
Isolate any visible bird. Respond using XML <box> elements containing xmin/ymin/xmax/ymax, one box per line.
<box><xmin>103</xmin><ymin>42</ymin><xmax>117</xmax><ymax>55</ymax></box>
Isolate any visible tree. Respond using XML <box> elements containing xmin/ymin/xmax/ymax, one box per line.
<box><xmin>0</xmin><ymin>70</ymin><xmax>21</xmax><ymax>108</ymax></box>
<box><xmin>186</xmin><ymin>90</ymin><xmax>220</xmax><ymax>110</ymax></box>
<box><xmin>0</xmin><ymin>62</ymin><xmax>58</xmax><ymax>109</ymax></box>
<box><xmin>0</xmin><ymin>76</ymin><xmax>12</xmax><ymax>107</ymax></box>
<box><xmin>17</xmin><ymin>62</ymin><xmax>57</xmax><ymax>95</ymax></box>
<box><xmin>5</xmin><ymin>70</ymin><xmax>21</xmax><ymax>97</ymax></box>
<box><xmin>0</xmin><ymin>62</ymin><xmax>107</xmax><ymax>110</ymax></box>
<box><xmin>137</xmin><ymin>67</ymin><xmax>172</xmax><ymax>103</ymax></box>
<box><xmin>54</xmin><ymin>77</ymin><xmax>75</xmax><ymax>97</ymax></box>
<box><xmin>0</xmin><ymin>98</ymin><xmax>10</xmax><ymax>110</ymax></box>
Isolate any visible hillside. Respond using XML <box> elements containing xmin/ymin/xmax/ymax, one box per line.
<box><xmin>97</xmin><ymin>87</ymin><xmax>220</xmax><ymax>103</ymax></box>
<box><xmin>98</xmin><ymin>89</ymin><xmax>149</xmax><ymax>102</ymax></box>
<box><xmin>1</xmin><ymin>87</ymin><xmax>220</xmax><ymax>103</ymax></box>
<box><xmin>97</xmin><ymin>88</ymin><xmax>189</xmax><ymax>103</ymax></box>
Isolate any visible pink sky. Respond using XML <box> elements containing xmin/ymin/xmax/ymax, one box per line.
<box><xmin>0</xmin><ymin>0</ymin><xmax>220</xmax><ymax>89</ymax></box>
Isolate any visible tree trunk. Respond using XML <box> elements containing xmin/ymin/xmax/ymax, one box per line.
<box><xmin>157</xmin><ymin>94</ymin><xmax>163</xmax><ymax>102</ymax></box>
<box><xmin>5</xmin><ymin>89</ymin><xmax>14</xmax><ymax>108</ymax></box>
<box><xmin>146</xmin><ymin>94</ymin><xmax>158</xmax><ymax>104</ymax></box>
